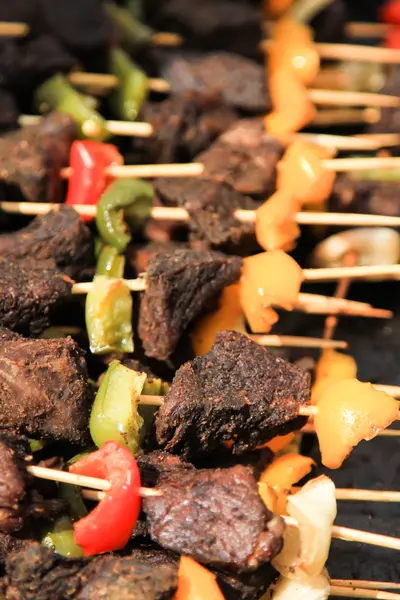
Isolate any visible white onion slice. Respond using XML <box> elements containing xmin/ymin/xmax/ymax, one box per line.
<box><xmin>270</xmin><ymin>570</ymin><xmax>330</xmax><ymax>600</ymax></box>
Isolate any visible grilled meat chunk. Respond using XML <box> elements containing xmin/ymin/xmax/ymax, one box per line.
<box><xmin>331</xmin><ymin>175</ymin><xmax>400</xmax><ymax>217</ymax></box>
<box><xmin>3</xmin><ymin>543</ymin><xmax>178</xmax><ymax>600</ymax></box>
<box><xmin>134</xmin><ymin>93</ymin><xmax>237</xmax><ymax>164</ymax></box>
<box><xmin>137</xmin><ymin>451</ymin><xmax>194</xmax><ymax>487</ymax></box>
<box><xmin>0</xmin><ymin>335</ymin><xmax>91</xmax><ymax>444</ymax></box>
<box><xmin>138</xmin><ymin>249</ymin><xmax>242</xmax><ymax>361</ymax></box>
<box><xmin>156</xmin><ymin>330</ymin><xmax>310</xmax><ymax>457</ymax></box>
<box><xmin>0</xmin><ymin>257</ymin><xmax>72</xmax><ymax>336</ymax></box>
<box><xmin>215</xmin><ymin>563</ymin><xmax>278</xmax><ymax>600</ymax></box>
<box><xmin>0</xmin><ymin>111</ymin><xmax>76</xmax><ymax>203</ymax></box>
<box><xmin>154</xmin><ymin>178</ymin><xmax>257</xmax><ymax>249</ymax></box>
<box><xmin>143</xmin><ymin>464</ymin><xmax>284</xmax><ymax>573</ymax></box>
<box><xmin>197</xmin><ymin>117</ymin><xmax>284</xmax><ymax>200</ymax></box>
<box><xmin>144</xmin><ymin>0</ymin><xmax>262</xmax><ymax>57</ymax></box>
<box><xmin>162</xmin><ymin>52</ymin><xmax>269</xmax><ymax>113</ymax></box>
<box><xmin>0</xmin><ymin>207</ymin><xmax>94</xmax><ymax>280</ymax></box>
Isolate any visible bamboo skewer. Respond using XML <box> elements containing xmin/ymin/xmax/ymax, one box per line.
<box><xmin>68</xmin><ymin>71</ymin><xmax>171</xmax><ymax>94</ymax></box>
<box><xmin>70</xmin><ymin>277</ymin><xmax>392</xmax><ymax>319</ymax></box>
<box><xmin>308</xmin><ymin>89</ymin><xmax>400</xmax><ymax>108</ymax></box>
<box><xmin>18</xmin><ymin>114</ymin><xmax>154</xmax><ymax>138</ymax></box>
<box><xmin>27</xmin><ymin>465</ymin><xmax>161</xmax><ymax>497</ymax></box>
<box><xmin>261</xmin><ymin>39</ymin><xmax>400</xmax><ymax>63</ymax></box>
<box><xmin>4</xmin><ymin>201</ymin><xmax>400</xmax><ymax>230</ymax></box>
<box><xmin>333</xmin><ymin>581</ymin><xmax>400</xmax><ymax>592</ymax></box>
<box><xmin>345</xmin><ymin>22</ymin><xmax>392</xmax><ymax>39</ymax></box>
<box><xmin>59</xmin><ymin>163</ymin><xmax>204</xmax><ymax>179</ymax></box>
<box><xmin>330</xmin><ymin>586</ymin><xmax>400</xmax><ymax>599</ymax></box>
<box><xmin>312</xmin><ymin>108</ymin><xmax>381</xmax><ymax>126</ymax></box>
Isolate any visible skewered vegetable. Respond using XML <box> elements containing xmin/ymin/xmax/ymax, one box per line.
<box><xmin>255</xmin><ymin>190</ymin><xmax>301</xmax><ymax>251</ymax></box>
<box><xmin>41</xmin><ymin>516</ymin><xmax>84</xmax><ymax>558</ymax></box>
<box><xmin>69</xmin><ymin>441</ymin><xmax>142</xmax><ymax>556</ymax></box>
<box><xmin>109</xmin><ymin>48</ymin><xmax>148</xmax><ymax>121</ymax></box>
<box><xmin>89</xmin><ymin>361</ymin><xmax>144</xmax><ymax>455</ymax></box>
<box><xmin>85</xmin><ymin>276</ymin><xmax>133</xmax><ymax>354</ymax></box>
<box><xmin>175</xmin><ymin>556</ymin><xmax>225</xmax><ymax>600</ymax></box>
<box><xmin>96</xmin><ymin>246</ymin><xmax>125</xmax><ymax>278</ymax></box>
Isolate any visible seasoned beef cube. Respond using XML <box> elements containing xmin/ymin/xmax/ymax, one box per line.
<box><xmin>0</xmin><ymin>531</ymin><xmax>34</xmax><ymax>566</ymax></box>
<box><xmin>0</xmin><ymin>433</ymin><xmax>31</xmax><ymax>533</ymax></box>
<box><xmin>138</xmin><ymin>249</ymin><xmax>242</xmax><ymax>361</ymax></box>
<box><xmin>143</xmin><ymin>0</ymin><xmax>262</xmax><ymax>58</ymax></box>
<box><xmin>4</xmin><ymin>543</ymin><xmax>178</xmax><ymax>600</ymax></box>
<box><xmin>162</xmin><ymin>52</ymin><xmax>270</xmax><ymax>113</ymax></box>
<box><xmin>214</xmin><ymin>563</ymin><xmax>278</xmax><ymax>600</ymax></box>
<box><xmin>143</xmin><ymin>465</ymin><xmax>284</xmax><ymax>573</ymax></box>
<box><xmin>195</xmin><ymin>447</ymin><xmax>274</xmax><ymax>480</ymax></box>
<box><xmin>331</xmin><ymin>175</ymin><xmax>400</xmax><ymax>217</ymax></box>
<box><xmin>0</xmin><ymin>327</ymin><xmax>20</xmax><ymax>342</ymax></box>
<box><xmin>128</xmin><ymin>242</ymin><xmax>189</xmax><ymax>276</ymax></box>
<box><xmin>197</xmin><ymin>117</ymin><xmax>284</xmax><ymax>200</ymax></box>
<box><xmin>138</xmin><ymin>450</ymin><xmax>194</xmax><ymax>487</ymax></box>
<box><xmin>0</xmin><ymin>112</ymin><xmax>77</xmax><ymax>203</ymax></box>
<box><xmin>0</xmin><ymin>207</ymin><xmax>94</xmax><ymax>280</ymax></box>
<box><xmin>76</xmin><ymin>556</ymin><xmax>178</xmax><ymax>600</ymax></box>
<box><xmin>0</xmin><ymin>336</ymin><xmax>91</xmax><ymax>444</ymax></box>
<box><xmin>134</xmin><ymin>93</ymin><xmax>237</xmax><ymax>164</ymax></box>
<box><xmin>156</xmin><ymin>330</ymin><xmax>310</xmax><ymax>457</ymax></box>
<box><xmin>154</xmin><ymin>178</ymin><xmax>257</xmax><ymax>249</ymax></box>
<box><xmin>0</xmin><ymin>257</ymin><xmax>72</xmax><ymax>336</ymax></box>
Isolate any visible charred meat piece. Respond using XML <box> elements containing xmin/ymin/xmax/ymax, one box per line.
<box><xmin>331</xmin><ymin>175</ymin><xmax>400</xmax><ymax>217</ymax></box>
<box><xmin>154</xmin><ymin>178</ymin><xmax>257</xmax><ymax>249</ymax></box>
<box><xmin>4</xmin><ymin>543</ymin><xmax>178</xmax><ymax>600</ymax></box>
<box><xmin>138</xmin><ymin>249</ymin><xmax>242</xmax><ymax>361</ymax></box>
<box><xmin>143</xmin><ymin>464</ymin><xmax>284</xmax><ymax>573</ymax></box>
<box><xmin>0</xmin><ymin>335</ymin><xmax>91</xmax><ymax>444</ymax></box>
<box><xmin>137</xmin><ymin>450</ymin><xmax>194</xmax><ymax>487</ymax></box>
<box><xmin>134</xmin><ymin>93</ymin><xmax>237</xmax><ymax>164</ymax></box>
<box><xmin>195</xmin><ymin>447</ymin><xmax>274</xmax><ymax>480</ymax></box>
<box><xmin>0</xmin><ymin>207</ymin><xmax>94</xmax><ymax>280</ymax></box>
<box><xmin>0</xmin><ymin>432</ymin><xmax>65</xmax><ymax>534</ymax></box>
<box><xmin>128</xmin><ymin>242</ymin><xmax>189</xmax><ymax>276</ymax></box>
<box><xmin>0</xmin><ymin>257</ymin><xmax>72</xmax><ymax>336</ymax></box>
<box><xmin>214</xmin><ymin>562</ymin><xmax>278</xmax><ymax>600</ymax></box>
<box><xmin>144</xmin><ymin>0</ymin><xmax>262</xmax><ymax>57</ymax></box>
<box><xmin>197</xmin><ymin>117</ymin><xmax>284</xmax><ymax>200</ymax></box>
<box><xmin>161</xmin><ymin>52</ymin><xmax>269</xmax><ymax>113</ymax></box>
<box><xmin>0</xmin><ymin>327</ymin><xmax>20</xmax><ymax>342</ymax></box>
<box><xmin>156</xmin><ymin>330</ymin><xmax>310</xmax><ymax>457</ymax></box>
<box><xmin>0</xmin><ymin>111</ymin><xmax>77</xmax><ymax>203</ymax></box>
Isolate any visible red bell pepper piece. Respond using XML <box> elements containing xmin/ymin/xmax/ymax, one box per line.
<box><xmin>66</xmin><ymin>140</ymin><xmax>123</xmax><ymax>218</ymax></box>
<box><xmin>384</xmin><ymin>27</ymin><xmax>400</xmax><ymax>48</ymax></box>
<box><xmin>69</xmin><ymin>441</ymin><xmax>141</xmax><ymax>556</ymax></box>
<box><xmin>380</xmin><ymin>1</ymin><xmax>400</xmax><ymax>25</ymax></box>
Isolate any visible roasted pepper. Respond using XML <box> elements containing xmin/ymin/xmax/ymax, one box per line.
<box><xmin>105</xmin><ymin>3</ymin><xmax>155</xmax><ymax>50</ymax></box>
<box><xmin>109</xmin><ymin>48</ymin><xmax>149</xmax><ymax>121</ymax></box>
<box><xmin>96</xmin><ymin>246</ymin><xmax>126</xmax><ymax>278</ymax></box>
<box><xmin>41</xmin><ymin>516</ymin><xmax>84</xmax><ymax>558</ymax></box>
<box><xmin>85</xmin><ymin>276</ymin><xmax>133</xmax><ymax>354</ymax></box>
<box><xmin>70</xmin><ymin>441</ymin><xmax>142</xmax><ymax>556</ymax></box>
<box><xmin>35</xmin><ymin>74</ymin><xmax>109</xmax><ymax>140</ymax></box>
<box><xmin>96</xmin><ymin>179</ymin><xmax>154</xmax><ymax>252</ymax></box>
<box><xmin>380</xmin><ymin>0</ymin><xmax>400</xmax><ymax>25</ymax></box>
<box><xmin>66</xmin><ymin>140</ymin><xmax>122</xmax><ymax>217</ymax></box>
<box><xmin>90</xmin><ymin>360</ymin><xmax>145</xmax><ymax>455</ymax></box>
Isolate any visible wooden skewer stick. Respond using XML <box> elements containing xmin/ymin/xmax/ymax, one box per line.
<box><xmin>27</xmin><ymin>465</ymin><xmax>161</xmax><ymax>498</ymax></box>
<box><xmin>59</xmin><ymin>163</ymin><xmax>204</xmax><ymax>179</ymax></box>
<box><xmin>248</xmin><ymin>335</ymin><xmax>347</xmax><ymax>349</ymax></box>
<box><xmin>302</xmin><ymin>424</ymin><xmax>400</xmax><ymax>437</ymax></box>
<box><xmin>70</xmin><ymin>277</ymin><xmax>392</xmax><ymax>319</ymax></box>
<box><xmin>330</xmin><ymin>586</ymin><xmax>400</xmax><ymax>599</ymax></box>
<box><xmin>312</xmin><ymin>108</ymin><xmax>381</xmax><ymax>127</ymax></box>
<box><xmin>3</xmin><ymin>201</ymin><xmax>400</xmax><ymax>230</ymax></box>
<box><xmin>345</xmin><ymin>22</ymin><xmax>391</xmax><ymax>39</ymax></box>
<box><xmin>68</xmin><ymin>71</ymin><xmax>171</xmax><ymax>94</ymax></box>
<box><xmin>302</xmin><ymin>264</ymin><xmax>400</xmax><ymax>281</ymax></box>
<box><xmin>18</xmin><ymin>114</ymin><xmax>154</xmax><ymax>138</ymax></box>
<box><xmin>309</xmin><ymin>89</ymin><xmax>400</xmax><ymax>108</ymax></box>
<box><xmin>333</xmin><ymin>580</ymin><xmax>400</xmax><ymax>592</ymax></box>
<box><xmin>261</xmin><ymin>39</ymin><xmax>400</xmax><ymax>64</ymax></box>
<box><xmin>291</xmin><ymin>485</ymin><xmax>400</xmax><ymax>503</ymax></box>
<box><xmin>0</xmin><ymin>21</ymin><xmax>28</xmax><ymax>36</ymax></box>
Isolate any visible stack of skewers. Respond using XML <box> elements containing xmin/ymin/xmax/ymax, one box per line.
<box><xmin>3</xmin><ymin>0</ymin><xmax>400</xmax><ymax>599</ymax></box>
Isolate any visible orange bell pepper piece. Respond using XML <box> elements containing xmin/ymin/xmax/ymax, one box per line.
<box><xmin>269</xmin><ymin>21</ymin><xmax>320</xmax><ymax>86</ymax></box>
<box><xmin>262</xmin><ymin>432</ymin><xmax>295</xmax><ymax>453</ymax></box>
<box><xmin>191</xmin><ymin>284</ymin><xmax>246</xmax><ymax>356</ymax></box>
<box><xmin>265</xmin><ymin>0</ymin><xmax>294</xmax><ymax>18</ymax></box>
<box><xmin>314</xmin><ymin>379</ymin><xmax>399</xmax><ymax>469</ymax></box>
<box><xmin>277</xmin><ymin>141</ymin><xmax>336</xmax><ymax>205</ymax></box>
<box><xmin>311</xmin><ymin>349</ymin><xmax>358</xmax><ymax>405</ymax></box>
<box><xmin>255</xmin><ymin>190</ymin><xmax>301</xmax><ymax>252</ymax></box>
<box><xmin>265</xmin><ymin>70</ymin><xmax>316</xmax><ymax>137</ymax></box>
<box><xmin>259</xmin><ymin>453</ymin><xmax>315</xmax><ymax>513</ymax></box>
<box><xmin>174</xmin><ymin>556</ymin><xmax>225</xmax><ymax>600</ymax></box>
<box><xmin>272</xmin><ymin>19</ymin><xmax>313</xmax><ymax>45</ymax></box>
<box><xmin>240</xmin><ymin>251</ymin><xmax>304</xmax><ymax>333</ymax></box>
